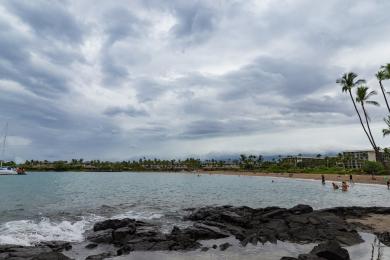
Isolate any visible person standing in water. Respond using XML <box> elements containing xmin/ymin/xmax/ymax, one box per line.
<box><xmin>387</xmin><ymin>180</ymin><xmax>390</xmax><ymax>190</ymax></box>
<box><xmin>321</xmin><ymin>174</ymin><xmax>325</xmax><ymax>185</ymax></box>
<box><xmin>342</xmin><ymin>181</ymin><xmax>349</xmax><ymax>192</ymax></box>
<box><xmin>349</xmin><ymin>174</ymin><xmax>353</xmax><ymax>183</ymax></box>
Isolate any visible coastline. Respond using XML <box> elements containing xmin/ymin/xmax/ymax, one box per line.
<box><xmin>22</xmin><ymin>170</ymin><xmax>390</xmax><ymax>186</ymax></box>
<box><xmin>198</xmin><ymin>170</ymin><xmax>390</xmax><ymax>185</ymax></box>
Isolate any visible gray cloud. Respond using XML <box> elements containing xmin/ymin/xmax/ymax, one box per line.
<box><xmin>1</xmin><ymin>0</ymin><xmax>390</xmax><ymax>160</ymax></box>
<box><xmin>3</xmin><ymin>0</ymin><xmax>84</xmax><ymax>44</ymax></box>
<box><xmin>104</xmin><ymin>106</ymin><xmax>149</xmax><ymax>117</ymax></box>
<box><xmin>170</xmin><ymin>2</ymin><xmax>218</xmax><ymax>45</ymax></box>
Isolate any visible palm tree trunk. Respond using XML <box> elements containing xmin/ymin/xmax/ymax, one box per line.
<box><xmin>361</xmin><ymin>103</ymin><xmax>385</xmax><ymax>167</ymax></box>
<box><xmin>379</xmin><ymin>80</ymin><xmax>390</xmax><ymax>113</ymax></box>
<box><xmin>361</xmin><ymin>103</ymin><xmax>377</xmax><ymax>149</ymax></box>
<box><xmin>349</xmin><ymin>90</ymin><xmax>375</xmax><ymax>148</ymax></box>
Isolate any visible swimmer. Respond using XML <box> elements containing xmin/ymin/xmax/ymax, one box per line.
<box><xmin>341</xmin><ymin>181</ymin><xmax>349</xmax><ymax>192</ymax></box>
<box><xmin>332</xmin><ymin>182</ymin><xmax>339</xmax><ymax>190</ymax></box>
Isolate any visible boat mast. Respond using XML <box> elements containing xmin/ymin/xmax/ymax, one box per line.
<box><xmin>1</xmin><ymin>122</ymin><xmax>8</xmax><ymax>168</ymax></box>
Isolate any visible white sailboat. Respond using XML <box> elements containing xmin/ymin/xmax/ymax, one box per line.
<box><xmin>0</xmin><ymin>123</ymin><xmax>25</xmax><ymax>175</ymax></box>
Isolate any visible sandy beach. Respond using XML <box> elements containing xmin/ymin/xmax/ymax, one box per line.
<box><xmin>199</xmin><ymin>170</ymin><xmax>390</xmax><ymax>186</ymax></box>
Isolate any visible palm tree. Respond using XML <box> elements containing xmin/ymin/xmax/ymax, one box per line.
<box><xmin>381</xmin><ymin>63</ymin><xmax>390</xmax><ymax>78</ymax></box>
<box><xmin>355</xmin><ymin>86</ymin><xmax>381</xmax><ymax>161</ymax></box>
<box><xmin>382</xmin><ymin>115</ymin><xmax>390</xmax><ymax>137</ymax></box>
<box><xmin>376</xmin><ymin>70</ymin><xmax>390</xmax><ymax>112</ymax></box>
<box><xmin>337</xmin><ymin>73</ymin><xmax>374</xmax><ymax>148</ymax></box>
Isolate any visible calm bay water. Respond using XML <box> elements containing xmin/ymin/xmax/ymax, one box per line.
<box><xmin>0</xmin><ymin>171</ymin><xmax>390</xmax><ymax>248</ymax></box>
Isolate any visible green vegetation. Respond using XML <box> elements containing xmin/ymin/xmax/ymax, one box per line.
<box><xmin>0</xmin><ymin>161</ymin><xmax>16</xmax><ymax>167</ymax></box>
<box><xmin>21</xmin><ymin>158</ymin><xmax>204</xmax><ymax>172</ymax></box>
<box><xmin>362</xmin><ymin>161</ymin><xmax>385</xmax><ymax>175</ymax></box>
<box><xmin>16</xmin><ymin>154</ymin><xmax>362</xmax><ymax>175</ymax></box>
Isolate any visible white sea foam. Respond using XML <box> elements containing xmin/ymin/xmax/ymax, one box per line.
<box><xmin>0</xmin><ymin>215</ymin><xmax>102</xmax><ymax>246</ymax></box>
<box><xmin>0</xmin><ymin>210</ymin><xmax>164</xmax><ymax>246</ymax></box>
<box><xmin>112</xmin><ymin>210</ymin><xmax>163</xmax><ymax>220</ymax></box>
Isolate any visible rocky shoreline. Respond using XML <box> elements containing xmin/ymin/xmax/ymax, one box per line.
<box><xmin>1</xmin><ymin>204</ymin><xmax>390</xmax><ymax>260</ymax></box>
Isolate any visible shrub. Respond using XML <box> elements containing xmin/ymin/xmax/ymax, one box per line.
<box><xmin>362</xmin><ymin>161</ymin><xmax>384</xmax><ymax>175</ymax></box>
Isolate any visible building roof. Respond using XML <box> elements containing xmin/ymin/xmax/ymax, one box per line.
<box><xmin>343</xmin><ymin>149</ymin><xmax>376</xmax><ymax>153</ymax></box>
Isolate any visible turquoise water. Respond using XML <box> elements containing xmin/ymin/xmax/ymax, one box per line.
<box><xmin>0</xmin><ymin>171</ymin><xmax>390</xmax><ymax>246</ymax></box>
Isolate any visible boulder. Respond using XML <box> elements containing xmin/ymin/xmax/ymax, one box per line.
<box><xmin>85</xmin><ymin>252</ymin><xmax>112</xmax><ymax>260</ymax></box>
<box><xmin>38</xmin><ymin>241</ymin><xmax>72</xmax><ymax>252</ymax></box>
<box><xmin>183</xmin><ymin>223</ymin><xmax>230</xmax><ymax>240</ymax></box>
<box><xmin>297</xmin><ymin>254</ymin><xmax>326</xmax><ymax>260</ymax></box>
<box><xmin>85</xmin><ymin>243</ymin><xmax>98</xmax><ymax>249</ymax></box>
<box><xmin>219</xmin><ymin>242</ymin><xmax>231</xmax><ymax>251</ymax></box>
<box><xmin>87</xmin><ymin>229</ymin><xmax>113</xmax><ymax>243</ymax></box>
<box><xmin>112</xmin><ymin>225</ymin><xmax>136</xmax><ymax>242</ymax></box>
<box><xmin>377</xmin><ymin>232</ymin><xmax>390</xmax><ymax>246</ymax></box>
<box><xmin>262</xmin><ymin>208</ymin><xmax>287</xmax><ymax>218</ymax></box>
<box><xmin>93</xmin><ymin>218</ymin><xmax>135</xmax><ymax>232</ymax></box>
<box><xmin>8</xmin><ymin>247</ymin><xmax>52</xmax><ymax>258</ymax></box>
<box><xmin>310</xmin><ymin>240</ymin><xmax>350</xmax><ymax>260</ymax></box>
<box><xmin>31</xmin><ymin>252</ymin><xmax>72</xmax><ymax>260</ymax></box>
<box><xmin>290</xmin><ymin>205</ymin><xmax>313</xmax><ymax>215</ymax></box>
<box><xmin>117</xmin><ymin>245</ymin><xmax>133</xmax><ymax>255</ymax></box>
<box><xmin>149</xmin><ymin>240</ymin><xmax>177</xmax><ymax>251</ymax></box>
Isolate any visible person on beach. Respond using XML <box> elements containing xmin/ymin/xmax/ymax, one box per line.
<box><xmin>332</xmin><ymin>182</ymin><xmax>339</xmax><ymax>190</ymax></box>
<box><xmin>321</xmin><ymin>174</ymin><xmax>325</xmax><ymax>185</ymax></box>
<box><xmin>342</xmin><ymin>181</ymin><xmax>349</xmax><ymax>192</ymax></box>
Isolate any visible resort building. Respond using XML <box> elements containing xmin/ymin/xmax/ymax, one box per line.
<box><xmin>280</xmin><ymin>156</ymin><xmax>326</xmax><ymax>168</ymax></box>
<box><xmin>342</xmin><ymin>150</ymin><xmax>390</xmax><ymax>168</ymax></box>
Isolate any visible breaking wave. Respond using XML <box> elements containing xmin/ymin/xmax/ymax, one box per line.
<box><xmin>112</xmin><ymin>210</ymin><xmax>164</xmax><ymax>220</ymax></box>
<box><xmin>0</xmin><ymin>210</ymin><xmax>164</xmax><ymax>246</ymax></box>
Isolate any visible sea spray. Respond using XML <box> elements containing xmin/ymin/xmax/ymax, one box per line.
<box><xmin>0</xmin><ymin>215</ymin><xmax>102</xmax><ymax>246</ymax></box>
<box><xmin>112</xmin><ymin>210</ymin><xmax>164</xmax><ymax>220</ymax></box>
<box><xmin>0</xmin><ymin>210</ymin><xmax>165</xmax><ymax>246</ymax></box>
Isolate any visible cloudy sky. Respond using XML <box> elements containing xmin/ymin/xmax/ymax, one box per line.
<box><xmin>1</xmin><ymin>0</ymin><xmax>390</xmax><ymax>161</ymax></box>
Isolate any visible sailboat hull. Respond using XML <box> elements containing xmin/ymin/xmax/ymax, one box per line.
<box><xmin>0</xmin><ymin>168</ymin><xmax>19</xmax><ymax>175</ymax></box>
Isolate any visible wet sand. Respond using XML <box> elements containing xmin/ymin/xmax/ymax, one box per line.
<box><xmin>198</xmin><ymin>171</ymin><xmax>390</xmax><ymax>186</ymax></box>
<box><xmin>348</xmin><ymin>214</ymin><xmax>390</xmax><ymax>233</ymax></box>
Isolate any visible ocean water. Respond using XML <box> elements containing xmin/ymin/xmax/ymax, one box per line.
<box><xmin>0</xmin><ymin>171</ymin><xmax>390</xmax><ymax>251</ymax></box>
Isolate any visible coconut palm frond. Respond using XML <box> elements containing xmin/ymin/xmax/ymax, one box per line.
<box><xmin>337</xmin><ymin>72</ymin><xmax>365</xmax><ymax>93</ymax></box>
<box><xmin>355</xmin><ymin>79</ymin><xmax>366</xmax><ymax>85</ymax></box>
<box><xmin>355</xmin><ymin>86</ymin><xmax>368</xmax><ymax>102</ymax></box>
<box><xmin>366</xmin><ymin>90</ymin><xmax>378</xmax><ymax>99</ymax></box>
<box><xmin>380</xmin><ymin>63</ymin><xmax>390</xmax><ymax>71</ymax></box>
<box><xmin>383</xmin><ymin>128</ymin><xmax>390</xmax><ymax>137</ymax></box>
<box><xmin>366</xmin><ymin>100</ymin><xmax>380</xmax><ymax>106</ymax></box>
<box><xmin>383</xmin><ymin>116</ymin><xmax>390</xmax><ymax>137</ymax></box>
<box><xmin>381</xmin><ymin>63</ymin><xmax>390</xmax><ymax>79</ymax></box>
<box><xmin>376</xmin><ymin>70</ymin><xmax>386</xmax><ymax>81</ymax></box>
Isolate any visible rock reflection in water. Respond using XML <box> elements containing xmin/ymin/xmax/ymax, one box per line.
<box><xmin>103</xmin><ymin>233</ymin><xmax>390</xmax><ymax>260</ymax></box>
<box><xmin>113</xmin><ymin>237</ymin><xmax>315</xmax><ymax>260</ymax></box>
